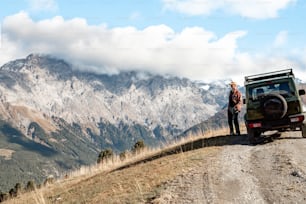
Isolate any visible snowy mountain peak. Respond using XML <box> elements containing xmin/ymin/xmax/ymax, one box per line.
<box><xmin>0</xmin><ymin>54</ymin><xmax>230</xmax><ymax>142</ymax></box>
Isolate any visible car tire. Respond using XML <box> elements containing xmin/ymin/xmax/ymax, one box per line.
<box><xmin>261</xmin><ymin>93</ymin><xmax>288</xmax><ymax>120</ymax></box>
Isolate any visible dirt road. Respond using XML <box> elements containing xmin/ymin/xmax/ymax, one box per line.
<box><xmin>153</xmin><ymin>131</ymin><xmax>306</xmax><ymax>204</ymax></box>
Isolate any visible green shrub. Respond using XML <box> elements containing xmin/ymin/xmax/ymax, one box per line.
<box><xmin>9</xmin><ymin>188</ymin><xmax>16</xmax><ymax>198</ymax></box>
<box><xmin>0</xmin><ymin>192</ymin><xmax>9</xmax><ymax>202</ymax></box>
<box><xmin>43</xmin><ymin>176</ymin><xmax>55</xmax><ymax>186</ymax></box>
<box><xmin>15</xmin><ymin>183</ymin><xmax>22</xmax><ymax>195</ymax></box>
<box><xmin>97</xmin><ymin>149</ymin><xmax>113</xmax><ymax>164</ymax></box>
<box><xmin>25</xmin><ymin>180</ymin><xmax>36</xmax><ymax>192</ymax></box>
<box><xmin>132</xmin><ymin>140</ymin><xmax>146</xmax><ymax>154</ymax></box>
<box><xmin>119</xmin><ymin>151</ymin><xmax>127</xmax><ymax>161</ymax></box>
<box><xmin>8</xmin><ymin>183</ymin><xmax>22</xmax><ymax>198</ymax></box>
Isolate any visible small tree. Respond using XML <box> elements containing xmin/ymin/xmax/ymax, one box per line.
<box><xmin>25</xmin><ymin>180</ymin><xmax>36</xmax><ymax>192</ymax></box>
<box><xmin>97</xmin><ymin>149</ymin><xmax>113</xmax><ymax>164</ymax></box>
<box><xmin>15</xmin><ymin>183</ymin><xmax>22</xmax><ymax>195</ymax></box>
<box><xmin>9</xmin><ymin>188</ymin><xmax>16</xmax><ymax>198</ymax></box>
<box><xmin>119</xmin><ymin>151</ymin><xmax>127</xmax><ymax>161</ymax></box>
<box><xmin>9</xmin><ymin>183</ymin><xmax>22</xmax><ymax>197</ymax></box>
<box><xmin>0</xmin><ymin>192</ymin><xmax>9</xmax><ymax>202</ymax></box>
<box><xmin>132</xmin><ymin>140</ymin><xmax>146</xmax><ymax>154</ymax></box>
<box><xmin>43</xmin><ymin>176</ymin><xmax>55</xmax><ymax>186</ymax></box>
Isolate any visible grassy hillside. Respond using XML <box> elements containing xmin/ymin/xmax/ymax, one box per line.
<box><xmin>0</xmin><ymin>115</ymin><xmax>164</xmax><ymax>193</ymax></box>
<box><xmin>0</xmin><ymin>119</ymin><xmax>99</xmax><ymax>193</ymax></box>
<box><xmin>3</xmin><ymin>127</ymin><xmax>248</xmax><ymax>203</ymax></box>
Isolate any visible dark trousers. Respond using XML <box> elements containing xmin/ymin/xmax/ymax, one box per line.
<box><xmin>228</xmin><ymin>108</ymin><xmax>240</xmax><ymax>135</ymax></box>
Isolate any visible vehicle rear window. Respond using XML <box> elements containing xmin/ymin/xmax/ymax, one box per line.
<box><xmin>249</xmin><ymin>82</ymin><xmax>294</xmax><ymax>101</ymax></box>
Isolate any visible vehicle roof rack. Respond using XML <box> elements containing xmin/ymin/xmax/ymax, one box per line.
<box><xmin>245</xmin><ymin>69</ymin><xmax>294</xmax><ymax>83</ymax></box>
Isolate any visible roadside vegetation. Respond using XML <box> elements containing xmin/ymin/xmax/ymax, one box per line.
<box><xmin>2</xmin><ymin>126</ymin><xmax>238</xmax><ymax>203</ymax></box>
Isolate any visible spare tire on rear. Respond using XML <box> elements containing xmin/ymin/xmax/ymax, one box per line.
<box><xmin>261</xmin><ymin>93</ymin><xmax>287</xmax><ymax>120</ymax></box>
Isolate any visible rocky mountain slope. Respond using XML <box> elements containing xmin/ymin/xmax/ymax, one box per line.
<box><xmin>0</xmin><ymin>54</ymin><xmax>231</xmax><ymax>191</ymax></box>
<box><xmin>0</xmin><ymin>54</ymin><xmax>230</xmax><ymax>141</ymax></box>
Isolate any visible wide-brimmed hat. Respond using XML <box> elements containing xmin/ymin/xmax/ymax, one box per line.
<box><xmin>229</xmin><ymin>81</ymin><xmax>237</xmax><ymax>86</ymax></box>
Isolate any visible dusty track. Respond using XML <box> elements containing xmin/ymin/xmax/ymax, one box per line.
<box><xmin>4</xmin><ymin>131</ymin><xmax>306</xmax><ymax>204</ymax></box>
<box><xmin>152</xmin><ymin>131</ymin><xmax>306</xmax><ymax>204</ymax></box>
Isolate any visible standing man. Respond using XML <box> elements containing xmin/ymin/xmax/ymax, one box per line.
<box><xmin>228</xmin><ymin>81</ymin><xmax>242</xmax><ymax>136</ymax></box>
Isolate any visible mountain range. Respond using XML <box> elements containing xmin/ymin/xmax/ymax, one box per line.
<box><xmin>0</xmin><ymin>54</ymin><xmax>233</xmax><ymax>192</ymax></box>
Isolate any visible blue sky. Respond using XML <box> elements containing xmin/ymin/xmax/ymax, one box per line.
<box><xmin>0</xmin><ymin>0</ymin><xmax>306</xmax><ymax>84</ymax></box>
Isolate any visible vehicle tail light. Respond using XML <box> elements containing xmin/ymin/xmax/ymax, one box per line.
<box><xmin>248</xmin><ymin>122</ymin><xmax>262</xmax><ymax>128</ymax></box>
<box><xmin>289</xmin><ymin>115</ymin><xmax>304</xmax><ymax>123</ymax></box>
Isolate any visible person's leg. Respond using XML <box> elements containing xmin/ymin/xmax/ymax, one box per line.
<box><xmin>228</xmin><ymin>109</ymin><xmax>234</xmax><ymax>135</ymax></box>
<box><xmin>233</xmin><ymin>112</ymin><xmax>240</xmax><ymax>135</ymax></box>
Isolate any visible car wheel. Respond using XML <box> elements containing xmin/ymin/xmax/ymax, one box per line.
<box><xmin>261</xmin><ymin>93</ymin><xmax>288</xmax><ymax>120</ymax></box>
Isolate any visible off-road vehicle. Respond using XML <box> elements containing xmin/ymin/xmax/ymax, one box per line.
<box><xmin>244</xmin><ymin>69</ymin><xmax>306</xmax><ymax>144</ymax></box>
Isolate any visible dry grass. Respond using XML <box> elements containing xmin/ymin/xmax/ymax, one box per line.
<box><xmin>0</xmin><ymin>149</ymin><xmax>15</xmax><ymax>160</ymax></box>
<box><xmin>5</xmin><ymin>126</ymin><xmax>247</xmax><ymax>204</ymax></box>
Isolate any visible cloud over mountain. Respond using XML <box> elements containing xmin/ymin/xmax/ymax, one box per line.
<box><xmin>1</xmin><ymin>12</ymin><xmax>248</xmax><ymax>80</ymax></box>
<box><xmin>1</xmin><ymin>10</ymin><xmax>305</xmax><ymax>84</ymax></box>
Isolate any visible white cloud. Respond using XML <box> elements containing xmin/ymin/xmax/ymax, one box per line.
<box><xmin>291</xmin><ymin>47</ymin><xmax>306</xmax><ymax>82</ymax></box>
<box><xmin>27</xmin><ymin>0</ymin><xmax>58</xmax><ymax>11</ymax></box>
<box><xmin>162</xmin><ymin>0</ymin><xmax>296</xmax><ymax>19</ymax></box>
<box><xmin>303</xmin><ymin>48</ymin><xmax>306</xmax><ymax>65</ymax></box>
<box><xmin>0</xmin><ymin>12</ymin><xmax>305</xmax><ymax>84</ymax></box>
<box><xmin>273</xmin><ymin>31</ymin><xmax>288</xmax><ymax>47</ymax></box>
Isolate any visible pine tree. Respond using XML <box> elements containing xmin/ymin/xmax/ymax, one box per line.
<box><xmin>97</xmin><ymin>149</ymin><xmax>113</xmax><ymax>164</ymax></box>
<box><xmin>132</xmin><ymin>140</ymin><xmax>146</xmax><ymax>154</ymax></box>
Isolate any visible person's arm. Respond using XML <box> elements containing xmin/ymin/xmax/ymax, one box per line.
<box><xmin>235</xmin><ymin>91</ymin><xmax>242</xmax><ymax>112</ymax></box>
